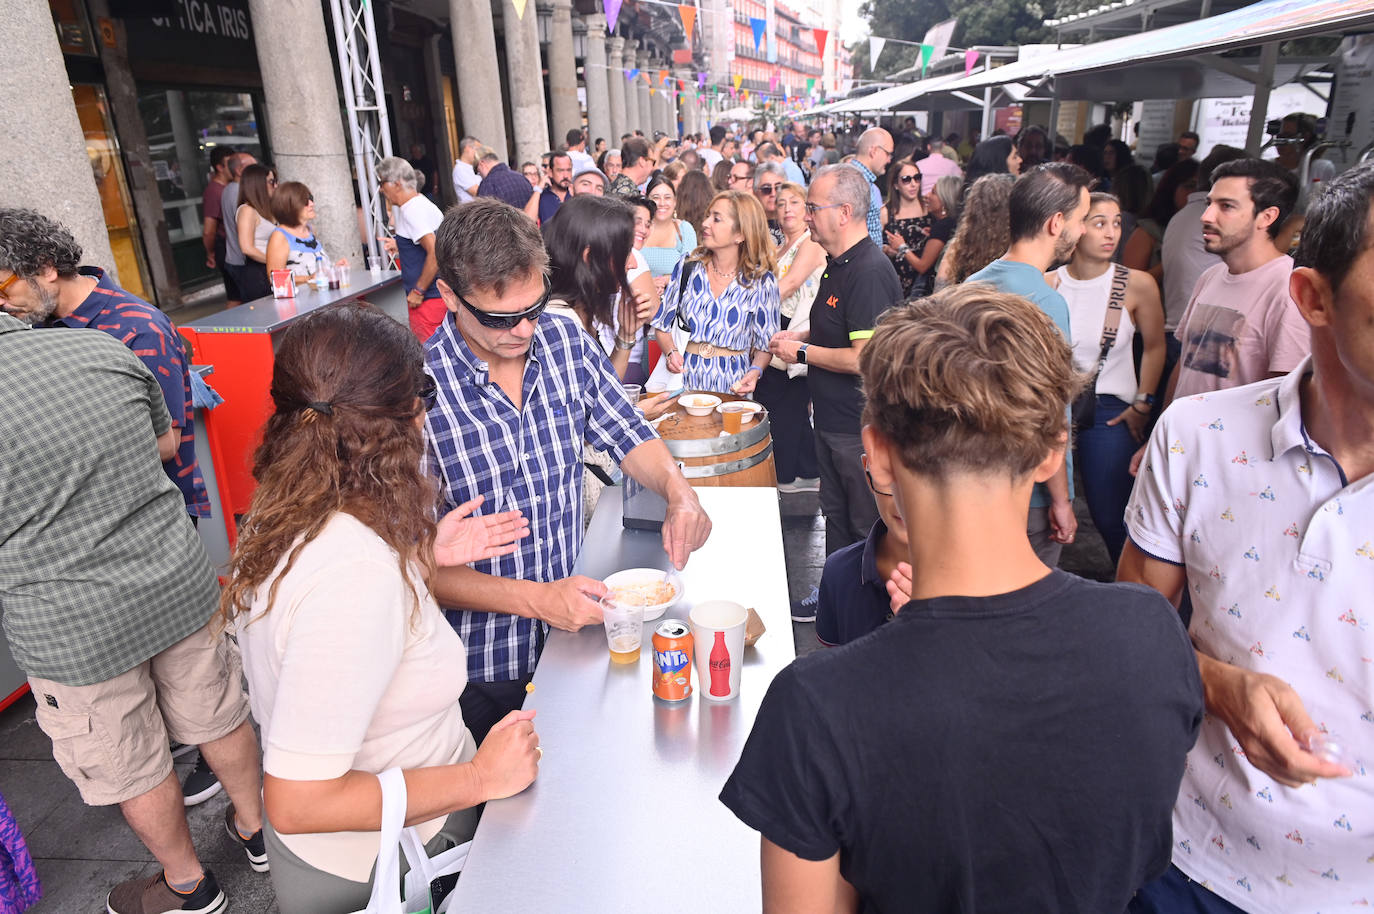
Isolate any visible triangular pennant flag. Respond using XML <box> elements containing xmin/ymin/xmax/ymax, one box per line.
<box><xmin>733</xmin><ymin>74</ymin><xmax>743</xmax><ymax>91</ymax></box>
<box><xmin>813</xmin><ymin>28</ymin><xmax>828</xmax><ymax>55</ymax></box>
<box><xmin>868</xmin><ymin>36</ymin><xmax>886</xmax><ymax>71</ymax></box>
<box><xmin>806</xmin><ymin>77</ymin><xmax>816</xmax><ymax>94</ymax></box>
<box><xmin>658</xmin><ymin>69</ymin><xmax>669</xmax><ymax>86</ymax></box>
<box><xmin>626</xmin><ymin>68</ymin><xmax>640</xmax><ymax>81</ymax></box>
<box><xmin>604</xmin><ymin>0</ymin><xmax>622</xmax><ymax>31</ymax></box>
<box><xmin>512</xmin><ymin>0</ymin><xmax>528</xmax><ymax>19</ymax></box>
<box><xmin>749</xmin><ymin>17</ymin><xmax>766</xmax><ymax>52</ymax></box>
<box><xmin>698</xmin><ymin>72</ymin><xmax>708</xmax><ymax>88</ymax></box>
<box><xmin>964</xmin><ymin>48</ymin><xmax>980</xmax><ymax>76</ymax></box>
<box><xmin>920</xmin><ymin>43</ymin><xmax>933</xmax><ymax>75</ymax></box>
<box><xmin>741</xmin><ymin>89</ymin><xmax>750</xmax><ymax>102</ymax></box>
<box><xmin>677</xmin><ymin>79</ymin><xmax>685</xmax><ymax>91</ymax></box>
<box><xmin>769</xmin><ymin>72</ymin><xmax>779</xmax><ymax>92</ymax></box>
<box><xmin>650</xmin><ymin>87</ymin><xmax>656</xmax><ymax>96</ymax></box>
<box><xmin>677</xmin><ymin>4</ymin><xmax>697</xmax><ymax>37</ymax></box>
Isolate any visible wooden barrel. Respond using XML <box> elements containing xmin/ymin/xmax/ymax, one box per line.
<box><xmin>655</xmin><ymin>392</ymin><xmax>777</xmax><ymax>488</ymax></box>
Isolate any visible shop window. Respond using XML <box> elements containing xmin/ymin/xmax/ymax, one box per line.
<box><xmin>135</xmin><ymin>89</ymin><xmax>264</xmax><ymax>289</ymax></box>
<box><xmin>72</xmin><ymin>84</ymin><xmax>152</xmax><ymax>300</ymax></box>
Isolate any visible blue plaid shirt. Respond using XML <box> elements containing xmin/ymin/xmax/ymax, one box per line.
<box><xmin>423</xmin><ymin>311</ymin><xmax>658</xmax><ymax>682</ymax></box>
<box><xmin>851</xmin><ymin>161</ymin><xmax>884</xmax><ymax>248</ymax></box>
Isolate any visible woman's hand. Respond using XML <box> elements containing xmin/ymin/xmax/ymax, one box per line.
<box><xmin>1107</xmin><ymin>403</ymin><xmax>1149</xmax><ymax>443</ymax></box>
<box><xmin>471</xmin><ymin>709</ymin><xmax>540</xmax><ymax>801</ymax></box>
<box><xmin>433</xmin><ymin>495</ymin><xmax>530</xmax><ymax>567</ymax></box>
<box><xmin>884</xmin><ymin>229</ymin><xmax>904</xmax><ymax>250</ymax></box>
<box><xmin>638</xmin><ymin>391</ymin><xmax>678</xmax><ymax>420</ymax></box>
<box><xmin>653</xmin><ymin>274</ymin><xmax>671</xmax><ymax>294</ymax></box>
<box><xmin>666</xmin><ymin>350</ymin><xmax>685</xmax><ymax>373</ymax></box>
<box><xmin>731</xmin><ymin>367</ymin><xmax>762</xmax><ymax>395</ymax></box>
<box><xmin>632</xmin><ymin>288</ymin><xmax>655</xmax><ymax>325</ymax></box>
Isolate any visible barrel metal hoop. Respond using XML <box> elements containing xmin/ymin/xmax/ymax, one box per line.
<box><xmin>662</xmin><ymin>416</ymin><xmax>770</xmax><ymax>457</ymax></box>
<box><xmin>677</xmin><ymin>441</ymin><xmax>773</xmax><ymax>479</ymax></box>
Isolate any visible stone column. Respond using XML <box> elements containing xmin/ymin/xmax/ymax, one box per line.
<box><xmin>502</xmin><ymin>0</ymin><xmax>551</xmax><ymax>165</ymax></box>
<box><xmin>249</xmin><ymin>0</ymin><xmax>361</xmax><ymax>265</ymax></box>
<box><xmin>606</xmin><ymin>36</ymin><xmax>628</xmax><ymax>143</ymax></box>
<box><xmin>422</xmin><ymin>33</ymin><xmax>457</xmax><ymax>203</ymax></box>
<box><xmin>636</xmin><ymin>52</ymin><xmax>653</xmax><ymax>136</ymax></box>
<box><xmin>677</xmin><ymin>68</ymin><xmax>698</xmax><ymax>138</ymax></box>
<box><xmin>449</xmin><ymin>0</ymin><xmax>508</xmax><ymax>155</ymax></box>
<box><xmin>544</xmin><ymin>0</ymin><xmax>580</xmax><ymax>143</ymax></box>
<box><xmin>582</xmin><ymin>14</ymin><xmax>612</xmax><ymax>148</ymax></box>
<box><xmin>1</xmin><ymin>1</ymin><xmax>115</xmax><ymax>278</ymax></box>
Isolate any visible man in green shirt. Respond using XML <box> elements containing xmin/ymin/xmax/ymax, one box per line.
<box><xmin>0</xmin><ymin>310</ymin><xmax>265</xmax><ymax>914</ymax></box>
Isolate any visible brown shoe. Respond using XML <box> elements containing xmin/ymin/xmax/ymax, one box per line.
<box><xmin>105</xmin><ymin>869</ymin><xmax>227</xmax><ymax>914</ymax></box>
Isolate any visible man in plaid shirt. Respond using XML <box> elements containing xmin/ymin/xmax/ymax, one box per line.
<box><xmin>424</xmin><ymin>198</ymin><xmax>712</xmax><ymax>740</ymax></box>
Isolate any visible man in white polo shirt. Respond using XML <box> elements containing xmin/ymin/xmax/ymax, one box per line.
<box><xmin>1120</xmin><ymin>163</ymin><xmax>1374</xmax><ymax>913</ymax></box>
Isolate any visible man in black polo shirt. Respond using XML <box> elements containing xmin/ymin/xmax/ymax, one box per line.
<box><xmin>771</xmin><ymin>164</ymin><xmax>902</xmax><ymax>558</ymax></box>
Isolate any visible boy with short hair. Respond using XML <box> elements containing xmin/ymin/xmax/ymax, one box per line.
<box><xmin>721</xmin><ymin>284</ymin><xmax>1204</xmax><ymax>913</ymax></box>
<box><xmin>813</xmin><ymin>467</ymin><xmax>907</xmax><ymax>646</ymax></box>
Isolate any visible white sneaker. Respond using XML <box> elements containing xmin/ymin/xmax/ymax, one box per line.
<box><xmin>791</xmin><ymin>586</ymin><xmax>820</xmax><ymax>622</ymax></box>
<box><xmin>790</xmin><ymin>477</ymin><xmax>820</xmax><ymax>492</ymax></box>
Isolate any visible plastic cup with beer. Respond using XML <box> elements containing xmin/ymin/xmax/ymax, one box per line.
<box><xmin>689</xmin><ymin>601</ymin><xmax>748</xmax><ymax>700</ymax></box>
<box><xmin>721</xmin><ymin>403</ymin><xmax>743</xmax><ymax>434</ymax></box>
<box><xmin>602</xmin><ymin>597</ymin><xmax>644</xmax><ymax>664</ymax></box>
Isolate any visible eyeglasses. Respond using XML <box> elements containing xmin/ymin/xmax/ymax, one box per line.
<box><xmin>861</xmin><ymin>454</ymin><xmax>892</xmax><ymax>497</ymax></box>
<box><xmin>756</xmin><ymin>184</ymin><xmax>782</xmax><ymax>195</ymax></box>
<box><xmin>804</xmin><ymin>202</ymin><xmax>845</xmax><ymax>216</ymax></box>
<box><xmin>418</xmin><ymin>373</ymin><xmax>438</xmax><ymax>411</ymax></box>
<box><xmin>729</xmin><ymin>173</ymin><xmax>750</xmax><ymax>184</ymax></box>
<box><xmin>455</xmin><ymin>277</ymin><xmax>551</xmax><ymax>329</ymax></box>
<box><xmin>898</xmin><ymin>173</ymin><xmax>922</xmax><ymax>184</ymax></box>
<box><xmin>0</xmin><ymin>272</ymin><xmax>20</xmax><ymax>298</ymax></box>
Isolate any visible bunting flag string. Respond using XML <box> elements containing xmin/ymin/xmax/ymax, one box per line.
<box><xmin>749</xmin><ymin>17</ymin><xmax>766</xmax><ymax>53</ymax></box>
<box><xmin>658</xmin><ymin>68</ymin><xmax>669</xmax><ymax>86</ymax></box>
<box><xmin>625</xmin><ymin>68</ymin><xmax>640</xmax><ymax>81</ymax></box>
<box><xmin>698</xmin><ymin>72</ymin><xmax>708</xmax><ymax>88</ymax></box>
<box><xmin>919</xmin><ymin>43</ymin><xmax>933</xmax><ymax>75</ymax></box>
<box><xmin>512</xmin><ymin>0</ymin><xmax>528</xmax><ymax>18</ymax></box>
<box><xmin>604</xmin><ymin>0</ymin><xmax>622</xmax><ymax>31</ymax></box>
<box><xmin>964</xmin><ymin>49</ymin><xmax>980</xmax><ymax>75</ymax></box>
<box><xmin>868</xmin><ymin>36</ymin><xmax>886</xmax><ymax>72</ymax></box>
<box><xmin>812</xmin><ymin>28</ymin><xmax>828</xmax><ymax>55</ymax></box>
<box><xmin>732</xmin><ymin>73</ymin><xmax>743</xmax><ymax>91</ymax></box>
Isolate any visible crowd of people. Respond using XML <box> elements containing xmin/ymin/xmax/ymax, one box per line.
<box><xmin>0</xmin><ymin>106</ymin><xmax>1369</xmax><ymax>914</ymax></box>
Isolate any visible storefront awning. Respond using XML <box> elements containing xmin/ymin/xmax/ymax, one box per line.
<box><xmin>943</xmin><ymin>0</ymin><xmax>1374</xmax><ymax>100</ymax></box>
<box><xmin>823</xmin><ymin>72</ymin><xmax>977</xmax><ymax>114</ymax></box>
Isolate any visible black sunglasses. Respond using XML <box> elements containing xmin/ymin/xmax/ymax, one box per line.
<box><xmin>418</xmin><ymin>373</ymin><xmax>438</xmax><ymax>411</ymax></box>
<box><xmin>756</xmin><ymin>183</ymin><xmax>782</xmax><ymax>195</ymax></box>
<box><xmin>455</xmin><ymin>277</ymin><xmax>551</xmax><ymax>329</ymax></box>
<box><xmin>898</xmin><ymin>173</ymin><xmax>922</xmax><ymax>184</ymax></box>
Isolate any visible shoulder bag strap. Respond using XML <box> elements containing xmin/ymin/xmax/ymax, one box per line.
<box><xmin>1090</xmin><ymin>263</ymin><xmax>1130</xmax><ymax>380</ymax></box>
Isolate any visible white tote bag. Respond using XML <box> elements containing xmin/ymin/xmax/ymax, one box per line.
<box><xmin>350</xmin><ymin>768</ymin><xmax>472</xmax><ymax>914</ymax></box>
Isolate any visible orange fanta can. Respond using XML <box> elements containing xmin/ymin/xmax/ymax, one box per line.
<box><xmin>652</xmin><ymin>619</ymin><xmax>694</xmax><ymax>701</ymax></box>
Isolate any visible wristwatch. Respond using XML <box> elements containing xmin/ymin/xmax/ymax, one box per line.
<box><xmin>1134</xmin><ymin>393</ymin><xmax>1156</xmax><ymax>406</ymax></box>
<box><xmin>796</xmin><ymin>343</ymin><xmax>809</xmax><ymax>364</ymax></box>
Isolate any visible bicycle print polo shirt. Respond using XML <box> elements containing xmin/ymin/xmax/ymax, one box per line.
<box><xmin>1125</xmin><ymin>359</ymin><xmax>1373</xmax><ymax>913</ymax></box>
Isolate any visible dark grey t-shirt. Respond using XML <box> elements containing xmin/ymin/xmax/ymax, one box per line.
<box><xmin>0</xmin><ymin>315</ymin><xmax>219</xmax><ymax>685</ymax></box>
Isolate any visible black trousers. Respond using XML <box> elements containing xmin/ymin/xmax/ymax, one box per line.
<box><xmin>815</xmin><ymin>428</ymin><xmax>878</xmax><ymax>556</ymax></box>
<box><xmin>459</xmin><ymin>674</ymin><xmax>535</xmax><ymax>744</ymax></box>
<box><xmin>754</xmin><ymin>366</ymin><xmax>819</xmax><ymax>484</ymax></box>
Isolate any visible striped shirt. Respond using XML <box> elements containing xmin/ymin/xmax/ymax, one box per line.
<box><xmin>423</xmin><ymin>311</ymin><xmax>658</xmax><ymax>681</ymax></box>
<box><xmin>52</xmin><ymin>268</ymin><xmax>209</xmax><ymax>518</ymax></box>
<box><xmin>0</xmin><ymin>314</ymin><xmax>219</xmax><ymax>685</ymax></box>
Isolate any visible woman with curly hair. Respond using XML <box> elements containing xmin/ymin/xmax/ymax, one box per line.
<box><xmin>936</xmin><ymin>173</ymin><xmax>1016</xmax><ymax>289</ymax></box>
<box><xmin>651</xmin><ymin>190</ymin><xmax>780</xmax><ymax>395</ymax></box>
<box><xmin>222</xmin><ymin>302</ymin><xmax>537</xmax><ymax>912</ymax></box>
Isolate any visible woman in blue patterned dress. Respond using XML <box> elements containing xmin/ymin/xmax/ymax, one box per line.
<box><xmin>651</xmin><ymin>190</ymin><xmax>779</xmax><ymax>396</ymax></box>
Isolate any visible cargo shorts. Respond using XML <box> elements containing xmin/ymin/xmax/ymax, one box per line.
<box><xmin>28</xmin><ymin>620</ymin><xmax>250</xmax><ymax>806</ymax></box>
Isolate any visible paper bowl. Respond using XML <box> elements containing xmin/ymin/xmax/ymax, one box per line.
<box><xmin>677</xmin><ymin>393</ymin><xmax>722</xmax><ymax>417</ymax></box>
<box><xmin>717</xmin><ymin>401</ymin><xmax>764</xmax><ymax>424</ymax></box>
<box><xmin>603</xmin><ymin>568</ymin><xmax>685</xmax><ymax>621</ymax></box>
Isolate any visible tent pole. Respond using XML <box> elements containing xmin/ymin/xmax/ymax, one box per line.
<box><xmin>1245</xmin><ymin>41</ymin><xmax>1278</xmax><ymax>155</ymax></box>
<box><xmin>1048</xmin><ymin>79</ymin><xmax>1061</xmax><ymax>141</ymax></box>
<box><xmin>981</xmin><ymin>54</ymin><xmax>993</xmax><ymax>139</ymax></box>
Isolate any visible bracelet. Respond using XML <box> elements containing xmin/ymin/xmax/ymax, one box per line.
<box><xmin>745</xmin><ymin>365</ymin><xmax>763</xmax><ymax>375</ymax></box>
<box><xmin>614</xmin><ymin>335</ymin><xmax>636</xmax><ymax>350</ymax></box>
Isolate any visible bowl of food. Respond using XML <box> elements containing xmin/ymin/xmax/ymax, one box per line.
<box><xmin>603</xmin><ymin>568</ymin><xmax>684</xmax><ymax>620</ymax></box>
<box><xmin>677</xmin><ymin>393</ymin><xmax>722</xmax><ymax>417</ymax></box>
<box><xmin>717</xmin><ymin>401</ymin><xmax>764</xmax><ymax>424</ymax></box>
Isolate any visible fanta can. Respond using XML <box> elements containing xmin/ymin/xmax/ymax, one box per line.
<box><xmin>652</xmin><ymin>619</ymin><xmax>694</xmax><ymax>701</ymax></box>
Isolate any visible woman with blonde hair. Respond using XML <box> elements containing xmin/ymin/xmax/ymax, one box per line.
<box><xmin>936</xmin><ymin>172</ymin><xmax>1015</xmax><ymax>289</ymax></box>
<box><xmin>755</xmin><ymin>181</ymin><xmax>824</xmax><ymax>490</ymax></box>
<box><xmin>222</xmin><ymin>302</ymin><xmax>537</xmax><ymax>911</ymax></box>
<box><xmin>652</xmin><ymin>190</ymin><xmax>779</xmax><ymax>395</ymax></box>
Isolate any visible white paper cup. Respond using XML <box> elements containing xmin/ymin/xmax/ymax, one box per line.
<box><xmin>689</xmin><ymin>600</ymin><xmax>748</xmax><ymax>701</ymax></box>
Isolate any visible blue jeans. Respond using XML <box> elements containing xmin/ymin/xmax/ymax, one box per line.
<box><xmin>1075</xmin><ymin>394</ymin><xmax>1137</xmax><ymax>565</ymax></box>
<box><xmin>1129</xmin><ymin>864</ymin><xmax>1249</xmax><ymax>914</ymax></box>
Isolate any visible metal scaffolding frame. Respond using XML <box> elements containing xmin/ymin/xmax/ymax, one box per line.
<box><xmin>328</xmin><ymin>0</ymin><xmax>392</xmax><ymax>267</ymax></box>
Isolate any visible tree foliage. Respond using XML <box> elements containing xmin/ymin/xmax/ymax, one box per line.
<box><xmin>850</xmin><ymin>0</ymin><xmax>1056</xmax><ymax>79</ymax></box>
